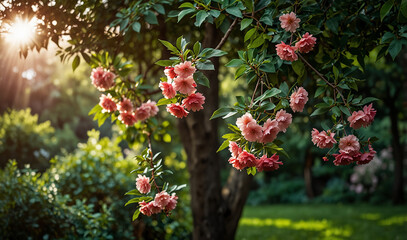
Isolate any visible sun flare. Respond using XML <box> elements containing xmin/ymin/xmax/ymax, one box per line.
<box><xmin>6</xmin><ymin>18</ymin><xmax>36</xmax><ymax>46</ymax></box>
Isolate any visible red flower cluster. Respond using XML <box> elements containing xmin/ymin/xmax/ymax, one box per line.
<box><xmin>160</xmin><ymin>62</ymin><xmax>206</xmax><ymax>118</ymax></box>
<box><xmin>227</xmin><ymin>142</ymin><xmax>282</xmax><ymax>172</ymax></box>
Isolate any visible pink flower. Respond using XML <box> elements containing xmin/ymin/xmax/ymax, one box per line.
<box><xmin>149</xmin><ymin>201</ymin><xmax>162</xmax><ymax>214</ymax></box>
<box><xmin>348</xmin><ymin>110</ymin><xmax>368</xmax><ymax>129</ymax></box>
<box><xmin>242</xmin><ymin>121</ymin><xmax>263</xmax><ymax>142</ymax></box>
<box><xmin>276</xmin><ymin>42</ymin><xmax>298</xmax><ymax>61</ymax></box>
<box><xmin>165</xmin><ymin>193</ymin><xmax>178</xmax><ymax>212</ymax></box>
<box><xmin>159</xmin><ymin>82</ymin><xmax>176</xmax><ymax>99</ymax></box>
<box><xmin>228</xmin><ymin>157</ymin><xmax>245</xmax><ymax>170</ymax></box>
<box><xmin>339</xmin><ymin>135</ymin><xmax>360</xmax><ymax>156</ymax></box>
<box><xmin>237</xmin><ymin>151</ymin><xmax>257</xmax><ymax>168</ymax></box>
<box><xmin>136</xmin><ymin>174</ymin><xmax>151</xmax><ymax>194</ymax></box>
<box><xmin>260</xmin><ymin>119</ymin><xmax>279</xmax><ymax>143</ymax></box>
<box><xmin>167</xmin><ymin>103</ymin><xmax>189</xmax><ymax>118</ymax></box>
<box><xmin>275</xmin><ymin>110</ymin><xmax>292</xmax><ymax>132</ymax></box>
<box><xmin>311</xmin><ymin>128</ymin><xmax>337</xmax><ymax>148</ymax></box>
<box><xmin>357</xmin><ymin>145</ymin><xmax>376</xmax><ymax>165</ymax></box>
<box><xmin>144</xmin><ymin>100</ymin><xmax>159</xmax><ymax>117</ymax></box>
<box><xmin>99</xmin><ymin>94</ymin><xmax>117</xmax><ymax>113</ymax></box>
<box><xmin>236</xmin><ymin>113</ymin><xmax>256</xmax><ymax>131</ymax></box>
<box><xmin>256</xmin><ymin>154</ymin><xmax>283</xmax><ymax>172</ymax></box>
<box><xmin>290</xmin><ymin>87</ymin><xmax>308</xmax><ymax>112</ymax></box>
<box><xmin>154</xmin><ymin>191</ymin><xmax>171</xmax><ymax>209</ymax></box>
<box><xmin>139</xmin><ymin>201</ymin><xmax>153</xmax><ymax>216</ymax></box>
<box><xmin>164</xmin><ymin>66</ymin><xmax>177</xmax><ymax>79</ymax></box>
<box><xmin>135</xmin><ymin>105</ymin><xmax>151</xmax><ymax>121</ymax></box>
<box><xmin>182</xmin><ymin>92</ymin><xmax>205</xmax><ymax>111</ymax></box>
<box><xmin>174</xmin><ymin>61</ymin><xmax>196</xmax><ymax>78</ymax></box>
<box><xmin>229</xmin><ymin>141</ymin><xmax>243</xmax><ymax>158</ymax></box>
<box><xmin>295</xmin><ymin>32</ymin><xmax>317</xmax><ymax>53</ymax></box>
<box><xmin>279</xmin><ymin>12</ymin><xmax>301</xmax><ymax>33</ymax></box>
<box><xmin>117</xmin><ymin>97</ymin><xmax>133</xmax><ymax>113</ymax></box>
<box><xmin>363</xmin><ymin>104</ymin><xmax>376</xmax><ymax>125</ymax></box>
<box><xmin>332</xmin><ymin>152</ymin><xmax>354</xmax><ymax>166</ymax></box>
<box><xmin>119</xmin><ymin>112</ymin><xmax>137</xmax><ymax>126</ymax></box>
<box><xmin>91</xmin><ymin>67</ymin><xmax>116</xmax><ymax>91</ymax></box>
<box><xmin>173</xmin><ymin>76</ymin><xmax>196</xmax><ymax>95</ymax></box>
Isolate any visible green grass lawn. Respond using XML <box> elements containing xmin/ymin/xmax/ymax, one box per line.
<box><xmin>236</xmin><ymin>204</ymin><xmax>407</xmax><ymax>240</ymax></box>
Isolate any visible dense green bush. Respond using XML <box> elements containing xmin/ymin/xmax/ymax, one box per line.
<box><xmin>0</xmin><ymin>109</ymin><xmax>57</xmax><ymax>170</ymax></box>
<box><xmin>0</xmin><ymin>160</ymin><xmax>113</xmax><ymax>239</ymax></box>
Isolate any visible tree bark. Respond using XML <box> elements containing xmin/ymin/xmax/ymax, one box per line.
<box><xmin>389</xmin><ymin>94</ymin><xmax>404</xmax><ymax>205</ymax></box>
<box><xmin>178</xmin><ymin>22</ymin><xmax>253</xmax><ymax>239</ymax></box>
<box><xmin>304</xmin><ymin>148</ymin><xmax>315</xmax><ymax>199</ymax></box>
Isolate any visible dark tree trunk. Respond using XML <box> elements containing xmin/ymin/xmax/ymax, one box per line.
<box><xmin>178</xmin><ymin>22</ymin><xmax>253</xmax><ymax>240</ymax></box>
<box><xmin>389</xmin><ymin>95</ymin><xmax>404</xmax><ymax>204</ymax></box>
<box><xmin>304</xmin><ymin>149</ymin><xmax>315</xmax><ymax>199</ymax></box>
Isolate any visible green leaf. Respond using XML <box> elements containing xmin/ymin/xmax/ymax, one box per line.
<box><xmin>153</xmin><ymin>4</ymin><xmax>165</xmax><ymax>14</ymax></box>
<box><xmin>254</xmin><ymin>88</ymin><xmax>281</xmax><ymax>103</ymax></box>
<box><xmin>193</xmin><ymin>41</ymin><xmax>201</xmax><ymax>56</ymax></box>
<box><xmin>72</xmin><ymin>55</ymin><xmax>80</xmax><ymax>71</ymax></box>
<box><xmin>225</xmin><ymin>59</ymin><xmax>244</xmax><ymax>67</ymax></box>
<box><xmin>244</xmin><ymin>28</ymin><xmax>256</xmax><ymax>42</ymax></box>
<box><xmin>331</xmin><ymin>106</ymin><xmax>341</xmax><ymax>117</ymax></box>
<box><xmin>259</xmin><ymin>62</ymin><xmax>275</xmax><ymax>73</ymax></box>
<box><xmin>178</xmin><ymin>8</ymin><xmax>196</xmax><ymax>22</ymax></box>
<box><xmin>125</xmin><ymin>197</ymin><xmax>153</xmax><ymax>207</ymax></box>
<box><xmin>226</xmin><ymin>6</ymin><xmax>243</xmax><ymax>18</ymax></box>
<box><xmin>132</xmin><ymin>22</ymin><xmax>141</xmax><ymax>32</ymax></box>
<box><xmin>314</xmin><ymin>87</ymin><xmax>325</xmax><ymax>98</ymax></box>
<box><xmin>388</xmin><ymin>39</ymin><xmax>402</xmax><ymax>59</ymax></box>
<box><xmin>132</xmin><ymin>209</ymin><xmax>140</xmax><ymax>221</ymax></box>
<box><xmin>179</xmin><ymin>2</ymin><xmax>194</xmax><ymax>8</ymax></box>
<box><xmin>125</xmin><ymin>189</ymin><xmax>141</xmax><ymax>196</ymax></box>
<box><xmin>279</xmin><ymin>82</ymin><xmax>289</xmax><ymax>96</ymax></box>
<box><xmin>196</xmin><ymin>61</ymin><xmax>215</xmax><ymax>70</ymax></box>
<box><xmin>248</xmin><ymin>35</ymin><xmax>265</xmax><ymax>49</ymax></box>
<box><xmin>240</xmin><ymin>18</ymin><xmax>253</xmax><ymax>30</ymax></box>
<box><xmin>292</xmin><ymin>60</ymin><xmax>305</xmax><ymax>77</ymax></box>
<box><xmin>381</xmin><ymin>32</ymin><xmax>395</xmax><ymax>43</ymax></box>
<box><xmin>158</xmin><ymin>39</ymin><xmax>179</xmax><ymax>54</ymax></box>
<box><xmin>155</xmin><ymin>60</ymin><xmax>174</xmax><ymax>66</ymax></box>
<box><xmin>193</xmin><ymin>71</ymin><xmax>210</xmax><ymax>88</ymax></box>
<box><xmin>217</xmin><ymin>140</ymin><xmax>230</xmax><ymax>152</ymax></box>
<box><xmin>157</xmin><ymin>98</ymin><xmax>177</xmax><ymax>106</ymax></box>
<box><xmin>88</xmin><ymin>104</ymin><xmax>102</xmax><ymax>116</ymax></box>
<box><xmin>210</xmin><ymin>107</ymin><xmax>234</xmax><ymax>120</ymax></box>
<box><xmin>210</xmin><ymin>10</ymin><xmax>221</xmax><ymax>18</ymax></box>
<box><xmin>380</xmin><ymin>0</ymin><xmax>394</xmax><ymax>22</ymax></box>
<box><xmin>310</xmin><ymin>107</ymin><xmax>330</xmax><ymax>117</ymax></box>
<box><xmin>145</xmin><ymin>10</ymin><xmax>158</xmax><ymax>25</ymax></box>
<box><xmin>339</xmin><ymin>105</ymin><xmax>351</xmax><ymax>116</ymax></box>
<box><xmin>359</xmin><ymin>97</ymin><xmax>379</xmax><ymax>105</ymax></box>
<box><xmin>223</xmin><ymin>111</ymin><xmax>238</xmax><ymax>119</ymax></box>
<box><xmin>235</xmin><ymin>65</ymin><xmax>246</xmax><ymax>79</ymax></box>
<box><xmin>196</xmin><ymin>10</ymin><xmax>208</xmax><ymax>27</ymax></box>
<box><xmin>401</xmin><ymin>0</ymin><xmax>407</xmax><ymax>18</ymax></box>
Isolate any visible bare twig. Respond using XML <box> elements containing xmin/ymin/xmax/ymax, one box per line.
<box><xmin>147</xmin><ymin>133</ymin><xmax>160</xmax><ymax>192</ymax></box>
<box><xmin>215</xmin><ymin>18</ymin><xmax>238</xmax><ymax>50</ymax></box>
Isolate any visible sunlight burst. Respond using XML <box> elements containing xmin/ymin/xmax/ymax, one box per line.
<box><xmin>5</xmin><ymin>18</ymin><xmax>36</xmax><ymax>46</ymax></box>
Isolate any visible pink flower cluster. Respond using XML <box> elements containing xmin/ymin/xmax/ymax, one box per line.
<box><xmin>347</xmin><ymin>104</ymin><xmax>376</xmax><ymax>129</ymax></box>
<box><xmin>311</xmin><ymin>129</ymin><xmax>337</xmax><ymax>148</ymax></box>
<box><xmin>98</xmin><ymin>94</ymin><xmax>158</xmax><ymax>126</ymax></box>
<box><xmin>236</xmin><ymin>110</ymin><xmax>292</xmax><ymax>143</ymax></box>
<box><xmin>91</xmin><ymin>67</ymin><xmax>116</xmax><ymax>91</ymax></box>
<box><xmin>290</xmin><ymin>87</ymin><xmax>308</xmax><ymax>112</ymax></box>
<box><xmin>160</xmin><ymin>62</ymin><xmax>206</xmax><ymax>118</ymax></box>
<box><xmin>228</xmin><ymin>141</ymin><xmax>282</xmax><ymax>172</ymax></box>
<box><xmin>276</xmin><ymin>12</ymin><xmax>317</xmax><ymax>62</ymax></box>
<box><xmin>324</xmin><ymin>135</ymin><xmax>376</xmax><ymax>166</ymax></box>
<box><xmin>139</xmin><ymin>191</ymin><xmax>178</xmax><ymax>216</ymax></box>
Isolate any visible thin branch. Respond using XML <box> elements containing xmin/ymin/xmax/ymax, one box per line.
<box><xmin>249</xmin><ymin>77</ymin><xmax>261</xmax><ymax>108</ymax></box>
<box><xmin>215</xmin><ymin>18</ymin><xmax>238</xmax><ymax>50</ymax></box>
<box><xmin>147</xmin><ymin>133</ymin><xmax>160</xmax><ymax>192</ymax></box>
<box><xmin>298</xmin><ymin>53</ymin><xmax>348</xmax><ymax>107</ymax></box>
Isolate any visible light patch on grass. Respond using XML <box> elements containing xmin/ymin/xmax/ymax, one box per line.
<box><xmin>360</xmin><ymin>213</ymin><xmax>381</xmax><ymax>220</ymax></box>
<box><xmin>379</xmin><ymin>215</ymin><xmax>407</xmax><ymax>226</ymax></box>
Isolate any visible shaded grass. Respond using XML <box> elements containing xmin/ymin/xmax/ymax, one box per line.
<box><xmin>236</xmin><ymin>204</ymin><xmax>407</xmax><ymax>240</ymax></box>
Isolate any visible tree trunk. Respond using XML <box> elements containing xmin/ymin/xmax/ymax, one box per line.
<box><xmin>304</xmin><ymin>148</ymin><xmax>315</xmax><ymax>199</ymax></box>
<box><xmin>389</xmin><ymin>96</ymin><xmax>404</xmax><ymax>204</ymax></box>
<box><xmin>178</xmin><ymin>22</ymin><xmax>253</xmax><ymax>239</ymax></box>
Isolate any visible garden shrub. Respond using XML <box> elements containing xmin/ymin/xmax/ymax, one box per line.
<box><xmin>0</xmin><ymin>160</ymin><xmax>113</xmax><ymax>240</ymax></box>
<box><xmin>0</xmin><ymin>109</ymin><xmax>57</xmax><ymax>170</ymax></box>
